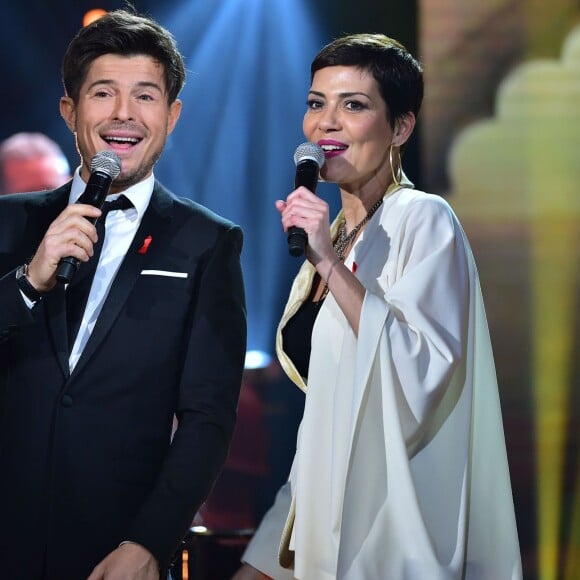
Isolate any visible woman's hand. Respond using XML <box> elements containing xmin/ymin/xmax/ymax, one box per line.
<box><xmin>277</xmin><ymin>186</ymin><xmax>366</xmax><ymax>333</ymax></box>
<box><xmin>276</xmin><ymin>186</ymin><xmax>335</xmax><ymax>267</ymax></box>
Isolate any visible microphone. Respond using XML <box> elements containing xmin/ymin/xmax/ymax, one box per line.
<box><xmin>287</xmin><ymin>142</ymin><xmax>325</xmax><ymax>257</ymax></box>
<box><xmin>56</xmin><ymin>150</ymin><xmax>122</xmax><ymax>284</ymax></box>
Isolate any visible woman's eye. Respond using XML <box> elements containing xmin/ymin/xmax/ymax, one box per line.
<box><xmin>307</xmin><ymin>99</ymin><xmax>324</xmax><ymax>110</ymax></box>
<box><xmin>345</xmin><ymin>100</ymin><xmax>366</xmax><ymax>111</ymax></box>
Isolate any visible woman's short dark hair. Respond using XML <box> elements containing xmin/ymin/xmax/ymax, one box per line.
<box><xmin>311</xmin><ymin>33</ymin><xmax>423</xmax><ymax>128</ymax></box>
<box><xmin>62</xmin><ymin>9</ymin><xmax>186</xmax><ymax>104</ymax></box>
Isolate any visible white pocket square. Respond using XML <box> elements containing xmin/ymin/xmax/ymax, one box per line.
<box><xmin>140</xmin><ymin>270</ymin><xmax>188</xmax><ymax>278</ymax></box>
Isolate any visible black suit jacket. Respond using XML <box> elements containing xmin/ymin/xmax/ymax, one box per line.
<box><xmin>0</xmin><ymin>181</ymin><xmax>247</xmax><ymax>579</ymax></box>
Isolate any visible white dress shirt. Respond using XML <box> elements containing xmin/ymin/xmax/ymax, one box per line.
<box><xmin>67</xmin><ymin>168</ymin><xmax>154</xmax><ymax>372</ymax></box>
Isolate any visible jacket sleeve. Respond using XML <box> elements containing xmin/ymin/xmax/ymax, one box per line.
<box><xmin>125</xmin><ymin>223</ymin><xmax>247</xmax><ymax>569</ymax></box>
<box><xmin>0</xmin><ymin>269</ymin><xmax>36</xmax><ymax>344</ymax></box>
<box><xmin>0</xmin><ymin>193</ymin><xmax>54</xmax><ymax>344</ymax></box>
<box><xmin>360</xmin><ymin>196</ymin><xmax>471</xmax><ymax>450</ymax></box>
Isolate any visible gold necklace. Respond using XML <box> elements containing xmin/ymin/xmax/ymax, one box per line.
<box><xmin>317</xmin><ymin>196</ymin><xmax>384</xmax><ymax>303</ymax></box>
<box><xmin>333</xmin><ymin>197</ymin><xmax>384</xmax><ymax>259</ymax></box>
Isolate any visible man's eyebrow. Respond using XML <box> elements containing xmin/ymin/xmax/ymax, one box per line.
<box><xmin>86</xmin><ymin>79</ymin><xmax>165</xmax><ymax>93</ymax></box>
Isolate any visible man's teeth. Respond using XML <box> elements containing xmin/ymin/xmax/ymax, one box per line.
<box><xmin>104</xmin><ymin>136</ymin><xmax>139</xmax><ymax>144</ymax></box>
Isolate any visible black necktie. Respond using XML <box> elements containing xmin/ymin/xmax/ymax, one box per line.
<box><xmin>66</xmin><ymin>195</ymin><xmax>133</xmax><ymax>350</ymax></box>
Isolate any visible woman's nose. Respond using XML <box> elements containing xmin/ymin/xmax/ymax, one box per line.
<box><xmin>318</xmin><ymin>108</ymin><xmax>340</xmax><ymax>132</ymax></box>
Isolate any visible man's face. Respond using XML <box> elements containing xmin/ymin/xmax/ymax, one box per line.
<box><xmin>60</xmin><ymin>54</ymin><xmax>181</xmax><ymax>193</ymax></box>
<box><xmin>2</xmin><ymin>156</ymin><xmax>69</xmax><ymax>193</ymax></box>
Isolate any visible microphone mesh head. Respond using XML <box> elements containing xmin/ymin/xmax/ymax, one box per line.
<box><xmin>90</xmin><ymin>150</ymin><xmax>122</xmax><ymax>179</ymax></box>
<box><xmin>294</xmin><ymin>142</ymin><xmax>325</xmax><ymax>168</ymax></box>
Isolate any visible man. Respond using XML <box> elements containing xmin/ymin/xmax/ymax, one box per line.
<box><xmin>0</xmin><ymin>9</ymin><xmax>246</xmax><ymax>580</ymax></box>
<box><xmin>0</xmin><ymin>131</ymin><xmax>71</xmax><ymax>194</ymax></box>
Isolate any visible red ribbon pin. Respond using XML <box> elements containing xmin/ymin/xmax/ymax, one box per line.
<box><xmin>138</xmin><ymin>235</ymin><xmax>152</xmax><ymax>255</ymax></box>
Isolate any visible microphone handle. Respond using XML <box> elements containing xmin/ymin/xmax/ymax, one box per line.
<box><xmin>287</xmin><ymin>227</ymin><xmax>307</xmax><ymax>257</ymax></box>
<box><xmin>288</xmin><ymin>159</ymin><xmax>320</xmax><ymax>257</ymax></box>
<box><xmin>55</xmin><ymin>172</ymin><xmax>112</xmax><ymax>284</ymax></box>
<box><xmin>56</xmin><ymin>257</ymin><xmax>82</xmax><ymax>286</ymax></box>
<box><xmin>77</xmin><ymin>171</ymin><xmax>113</xmax><ymax>206</ymax></box>
<box><xmin>294</xmin><ymin>160</ymin><xmax>319</xmax><ymax>192</ymax></box>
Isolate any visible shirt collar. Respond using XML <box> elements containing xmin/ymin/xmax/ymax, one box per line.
<box><xmin>68</xmin><ymin>166</ymin><xmax>154</xmax><ymax>221</ymax></box>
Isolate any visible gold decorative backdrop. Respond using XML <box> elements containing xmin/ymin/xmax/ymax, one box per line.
<box><xmin>422</xmin><ymin>2</ymin><xmax>580</xmax><ymax>578</ymax></box>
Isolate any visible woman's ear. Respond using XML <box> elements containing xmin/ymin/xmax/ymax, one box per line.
<box><xmin>392</xmin><ymin>112</ymin><xmax>416</xmax><ymax>147</ymax></box>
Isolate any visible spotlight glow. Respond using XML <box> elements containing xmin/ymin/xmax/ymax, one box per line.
<box><xmin>83</xmin><ymin>9</ymin><xmax>107</xmax><ymax>27</ymax></box>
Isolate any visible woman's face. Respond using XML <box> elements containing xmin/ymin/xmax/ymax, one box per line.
<box><xmin>303</xmin><ymin>65</ymin><xmax>394</xmax><ymax>193</ymax></box>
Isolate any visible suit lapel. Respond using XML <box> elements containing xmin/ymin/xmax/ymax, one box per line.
<box><xmin>44</xmin><ymin>283</ymin><xmax>70</xmax><ymax>378</ymax></box>
<box><xmin>70</xmin><ymin>184</ymin><xmax>173</xmax><ymax>378</ymax></box>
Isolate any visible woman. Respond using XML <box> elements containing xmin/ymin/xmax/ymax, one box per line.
<box><xmin>235</xmin><ymin>34</ymin><xmax>521</xmax><ymax>579</ymax></box>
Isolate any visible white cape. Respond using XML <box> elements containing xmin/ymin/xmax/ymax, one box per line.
<box><xmin>244</xmin><ymin>186</ymin><xmax>522</xmax><ymax>580</ymax></box>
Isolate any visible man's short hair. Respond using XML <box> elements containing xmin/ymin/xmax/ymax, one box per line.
<box><xmin>61</xmin><ymin>9</ymin><xmax>186</xmax><ymax>104</ymax></box>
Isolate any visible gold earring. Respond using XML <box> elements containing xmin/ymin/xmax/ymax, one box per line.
<box><xmin>389</xmin><ymin>143</ymin><xmax>402</xmax><ymax>186</ymax></box>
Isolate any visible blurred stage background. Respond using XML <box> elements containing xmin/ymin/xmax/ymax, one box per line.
<box><xmin>1</xmin><ymin>1</ymin><xmax>578</xmax><ymax>578</ymax></box>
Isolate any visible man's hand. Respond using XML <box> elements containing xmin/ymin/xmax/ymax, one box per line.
<box><xmin>27</xmin><ymin>203</ymin><xmax>101</xmax><ymax>293</ymax></box>
<box><xmin>230</xmin><ymin>563</ymin><xmax>272</xmax><ymax>580</ymax></box>
<box><xmin>87</xmin><ymin>542</ymin><xmax>159</xmax><ymax>580</ymax></box>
